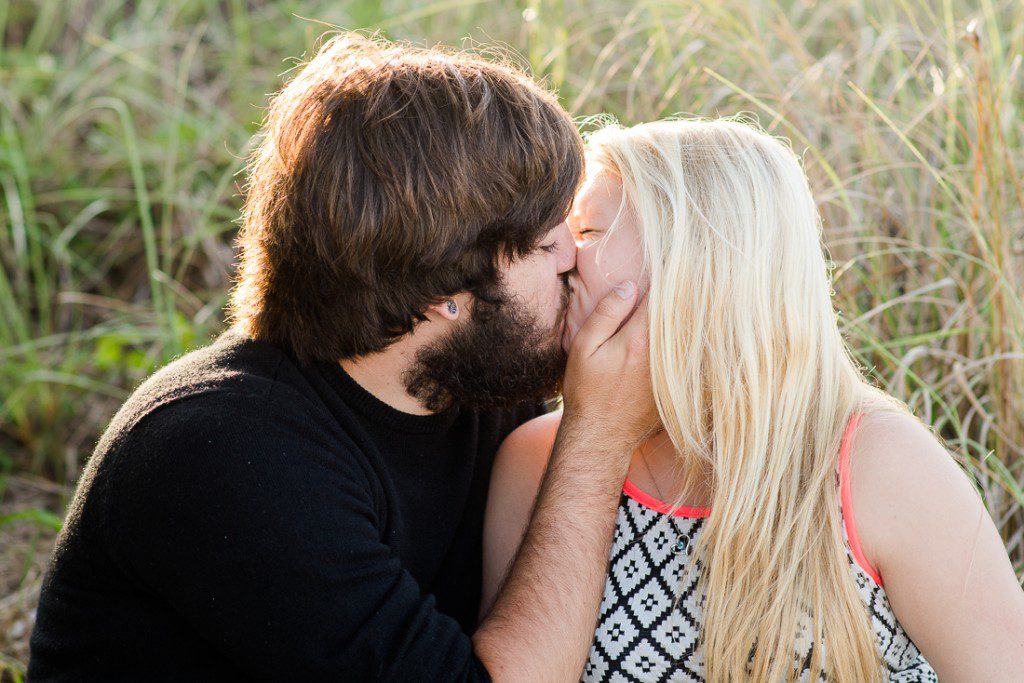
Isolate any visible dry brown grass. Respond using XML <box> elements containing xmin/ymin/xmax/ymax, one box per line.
<box><xmin>0</xmin><ymin>478</ymin><xmax>64</xmax><ymax>680</ymax></box>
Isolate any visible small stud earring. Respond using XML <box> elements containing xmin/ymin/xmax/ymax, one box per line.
<box><xmin>446</xmin><ymin>300</ymin><xmax>458</xmax><ymax>316</ymax></box>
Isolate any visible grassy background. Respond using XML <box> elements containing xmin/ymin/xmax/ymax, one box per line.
<box><xmin>1</xmin><ymin>0</ymin><xmax>1022</xmax><ymax>676</ymax></box>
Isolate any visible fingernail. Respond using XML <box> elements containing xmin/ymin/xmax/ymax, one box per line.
<box><xmin>613</xmin><ymin>281</ymin><xmax>635</xmax><ymax>299</ymax></box>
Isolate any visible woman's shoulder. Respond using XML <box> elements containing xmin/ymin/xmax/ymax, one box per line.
<box><xmin>846</xmin><ymin>409</ymin><xmax>980</xmax><ymax>582</ymax></box>
<box><xmin>846</xmin><ymin>410</ymin><xmax>1024</xmax><ymax>676</ymax></box>
<box><xmin>503</xmin><ymin>407</ymin><xmax>563</xmax><ymax>442</ymax></box>
<box><xmin>848</xmin><ymin>409</ymin><xmax>958</xmax><ymax>500</ymax></box>
<box><xmin>848</xmin><ymin>410</ymin><xmax>967</xmax><ymax>510</ymax></box>
<box><xmin>493</xmin><ymin>408</ymin><xmax>563</xmax><ymax>484</ymax></box>
<box><xmin>481</xmin><ymin>408</ymin><xmax>564</xmax><ymax>615</ymax></box>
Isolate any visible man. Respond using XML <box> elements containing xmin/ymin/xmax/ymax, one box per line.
<box><xmin>29</xmin><ymin>34</ymin><xmax>654</xmax><ymax>681</ymax></box>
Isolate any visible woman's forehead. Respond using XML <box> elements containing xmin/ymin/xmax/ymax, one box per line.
<box><xmin>572</xmin><ymin>167</ymin><xmax>622</xmax><ymax>224</ymax></box>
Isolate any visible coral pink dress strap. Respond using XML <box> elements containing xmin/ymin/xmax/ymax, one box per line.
<box><xmin>622</xmin><ymin>478</ymin><xmax>712</xmax><ymax>518</ymax></box>
<box><xmin>838</xmin><ymin>411</ymin><xmax>884</xmax><ymax>587</ymax></box>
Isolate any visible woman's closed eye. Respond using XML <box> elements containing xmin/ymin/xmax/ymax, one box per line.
<box><xmin>575</xmin><ymin>227</ymin><xmax>604</xmax><ymax>245</ymax></box>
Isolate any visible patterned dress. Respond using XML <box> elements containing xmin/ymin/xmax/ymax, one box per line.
<box><xmin>582</xmin><ymin>414</ymin><xmax>938</xmax><ymax>682</ymax></box>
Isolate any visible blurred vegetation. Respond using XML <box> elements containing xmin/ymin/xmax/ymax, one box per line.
<box><xmin>0</xmin><ymin>0</ymin><xmax>1022</xmax><ymax>674</ymax></box>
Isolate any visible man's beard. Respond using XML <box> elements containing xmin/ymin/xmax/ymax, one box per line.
<box><xmin>403</xmin><ymin>281</ymin><xmax>570</xmax><ymax>413</ymax></box>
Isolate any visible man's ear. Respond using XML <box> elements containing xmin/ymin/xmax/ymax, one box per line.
<box><xmin>426</xmin><ymin>294</ymin><xmax>467</xmax><ymax>322</ymax></box>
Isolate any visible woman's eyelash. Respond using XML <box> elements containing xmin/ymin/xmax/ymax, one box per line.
<box><xmin>540</xmin><ymin>243</ymin><xmax>558</xmax><ymax>253</ymax></box>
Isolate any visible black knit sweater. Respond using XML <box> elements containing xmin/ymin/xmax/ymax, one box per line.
<box><xmin>29</xmin><ymin>329</ymin><xmax>542</xmax><ymax>681</ymax></box>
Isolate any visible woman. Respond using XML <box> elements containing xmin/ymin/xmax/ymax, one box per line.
<box><xmin>482</xmin><ymin>118</ymin><xmax>1024</xmax><ymax>681</ymax></box>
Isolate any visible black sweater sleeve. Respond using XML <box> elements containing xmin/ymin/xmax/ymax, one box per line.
<box><xmin>101</xmin><ymin>389</ymin><xmax>490</xmax><ymax>681</ymax></box>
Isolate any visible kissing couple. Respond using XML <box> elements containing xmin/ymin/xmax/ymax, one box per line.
<box><xmin>29</xmin><ymin>33</ymin><xmax>1024</xmax><ymax>682</ymax></box>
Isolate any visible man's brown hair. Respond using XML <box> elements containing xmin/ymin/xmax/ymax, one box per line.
<box><xmin>228</xmin><ymin>33</ymin><xmax>584</xmax><ymax>363</ymax></box>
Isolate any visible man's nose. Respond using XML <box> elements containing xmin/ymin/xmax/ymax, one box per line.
<box><xmin>554</xmin><ymin>222</ymin><xmax>577</xmax><ymax>273</ymax></box>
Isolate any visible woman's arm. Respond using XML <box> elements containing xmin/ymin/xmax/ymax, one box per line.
<box><xmin>480</xmin><ymin>410</ymin><xmax>563</xmax><ymax>618</ymax></box>
<box><xmin>851</xmin><ymin>411</ymin><xmax>1024</xmax><ymax>681</ymax></box>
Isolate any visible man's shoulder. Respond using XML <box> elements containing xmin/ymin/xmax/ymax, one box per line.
<box><xmin>86</xmin><ymin>330</ymin><xmax>381</xmax><ymax>513</ymax></box>
<box><xmin>96</xmin><ymin>329</ymin><xmax>337</xmax><ymax>461</ymax></box>
<box><xmin>136</xmin><ymin>327</ymin><xmax>295</xmax><ymax>400</ymax></box>
<box><xmin>115</xmin><ymin>328</ymin><xmax>306</xmax><ymax>416</ymax></box>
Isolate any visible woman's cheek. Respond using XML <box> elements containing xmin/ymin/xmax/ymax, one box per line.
<box><xmin>563</xmin><ymin>239</ymin><xmax>630</xmax><ymax>347</ymax></box>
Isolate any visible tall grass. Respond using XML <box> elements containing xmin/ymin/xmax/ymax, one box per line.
<box><xmin>0</xmin><ymin>0</ymin><xmax>1021</xmax><ymax>577</ymax></box>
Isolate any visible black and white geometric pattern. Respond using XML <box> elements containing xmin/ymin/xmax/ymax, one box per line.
<box><xmin>581</xmin><ymin>484</ymin><xmax>938</xmax><ymax>682</ymax></box>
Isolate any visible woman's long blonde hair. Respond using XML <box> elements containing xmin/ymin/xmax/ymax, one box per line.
<box><xmin>586</xmin><ymin>117</ymin><xmax>905</xmax><ymax>681</ymax></box>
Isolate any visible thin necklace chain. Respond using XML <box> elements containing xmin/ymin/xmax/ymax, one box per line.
<box><xmin>638</xmin><ymin>437</ymin><xmax>669</xmax><ymax>501</ymax></box>
<box><xmin>638</xmin><ymin>436</ymin><xmax>710</xmax><ymax>510</ymax></box>
<box><xmin>638</xmin><ymin>437</ymin><xmax>693</xmax><ymax>555</ymax></box>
